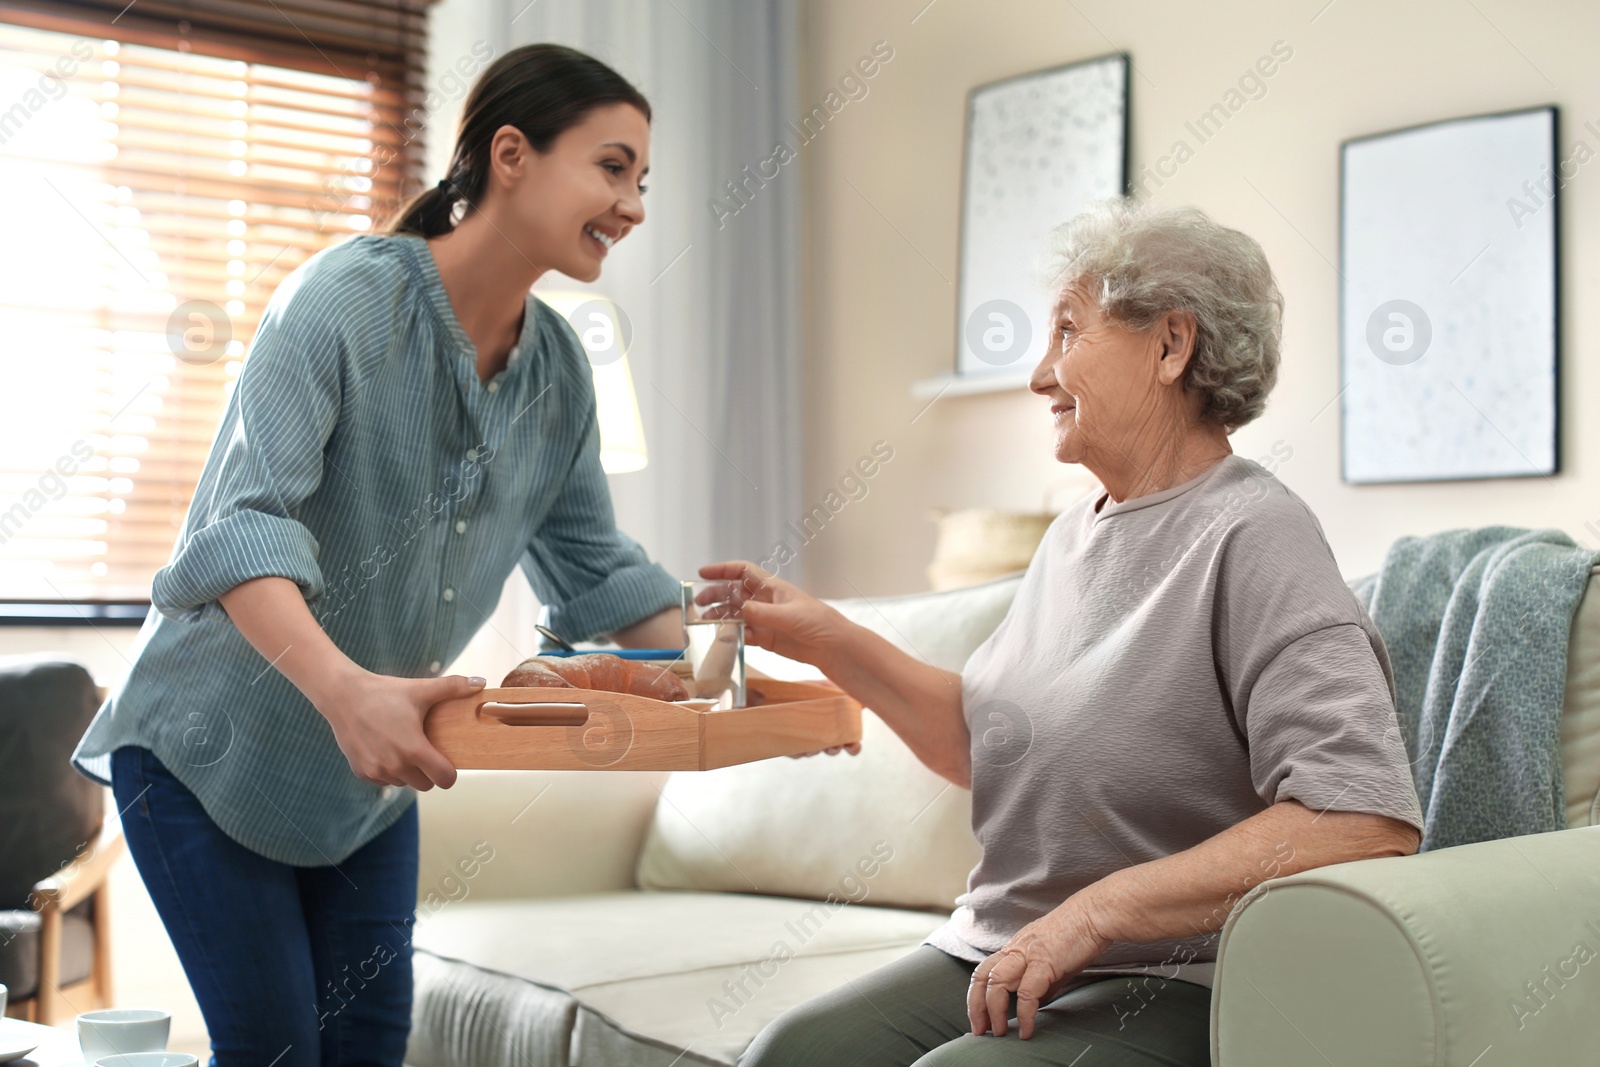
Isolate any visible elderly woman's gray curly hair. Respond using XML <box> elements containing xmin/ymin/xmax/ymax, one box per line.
<box><xmin>1044</xmin><ymin>201</ymin><xmax>1283</xmax><ymax>430</ymax></box>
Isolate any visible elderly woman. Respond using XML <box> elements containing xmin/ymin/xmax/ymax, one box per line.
<box><xmin>709</xmin><ymin>203</ymin><xmax>1424</xmax><ymax>1067</ymax></box>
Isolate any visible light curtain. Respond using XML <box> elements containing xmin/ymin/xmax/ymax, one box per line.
<box><xmin>431</xmin><ymin>0</ymin><xmax>803</xmax><ymax>674</ymax></box>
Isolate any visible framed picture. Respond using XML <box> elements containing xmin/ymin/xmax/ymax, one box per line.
<box><xmin>1340</xmin><ymin>106</ymin><xmax>1559</xmax><ymax>483</ymax></box>
<box><xmin>954</xmin><ymin>53</ymin><xmax>1128</xmax><ymax>380</ymax></box>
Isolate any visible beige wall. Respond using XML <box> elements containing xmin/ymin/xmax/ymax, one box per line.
<box><xmin>796</xmin><ymin>0</ymin><xmax>1599</xmax><ymax>597</ymax></box>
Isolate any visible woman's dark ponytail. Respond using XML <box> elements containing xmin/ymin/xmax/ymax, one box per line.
<box><xmin>386</xmin><ymin>44</ymin><xmax>651</xmax><ymax>238</ymax></box>
<box><xmin>388</xmin><ymin>179</ymin><xmax>460</xmax><ymax>239</ymax></box>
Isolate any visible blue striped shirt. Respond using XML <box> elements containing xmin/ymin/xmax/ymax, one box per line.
<box><xmin>72</xmin><ymin>234</ymin><xmax>680</xmax><ymax>865</ymax></box>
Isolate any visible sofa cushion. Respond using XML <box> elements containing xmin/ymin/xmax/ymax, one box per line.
<box><xmin>0</xmin><ymin>910</ymin><xmax>41</xmax><ymax>997</ymax></box>
<box><xmin>633</xmin><ymin>575</ymin><xmax>1020</xmax><ymax>913</ymax></box>
<box><xmin>410</xmin><ymin>889</ymin><xmax>947</xmax><ymax>1066</ymax></box>
<box><xmin>0</xmin><ymin>897</ymin><xmax>94</xmax><ymax>1001</ymax></box>
<box><xmin>415</xmin><ymin>768</ymin><xmax>668</xmax><ymax>904</ymax></box>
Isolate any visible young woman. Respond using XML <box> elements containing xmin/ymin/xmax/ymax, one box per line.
<box><xmin>72</xmin><ymin>44</ymin><xmax>680</xmax><ymax>1065</ymax></box>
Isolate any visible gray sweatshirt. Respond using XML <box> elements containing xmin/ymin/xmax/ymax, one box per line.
<box><xmin>924</xmin><ymin>455</ymin><xmax>1425</xmax><ymax>990</ymax></box>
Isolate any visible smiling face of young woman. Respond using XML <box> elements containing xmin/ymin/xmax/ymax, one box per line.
<box><xmin>488</xmin><ymin>101</ymin><xmax>651</xmax><ymax>282</ymax></box>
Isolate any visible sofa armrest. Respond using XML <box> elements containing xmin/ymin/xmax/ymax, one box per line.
<box><xmin>416</xmin><ymin>770</ymin><xmax>668</xmax><ymax>905</ymax></box>
<box><xmin>1212</xmin><ymin>825</ymin><xmax>1600</xmax><ymax>1066</ymax></box>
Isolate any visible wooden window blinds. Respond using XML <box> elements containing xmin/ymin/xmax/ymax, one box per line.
<box><xmin>0</xmin><ymin>0</ymin><xmax>430</xmax><ymax>604</ymax></box>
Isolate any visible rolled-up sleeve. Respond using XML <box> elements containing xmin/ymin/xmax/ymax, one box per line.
<box><xmin>151</xmin><ymin>280</ymin><xmax>342</xmax><ymax>623</ymax></box>
<box><xmin>519</xmin><ymin>385</ymin><xmax>679</xmax><ymax>643</ymax></box>
<box><xmin>1239</xmin><ymin>623</ymin><xmax>1426</xmax><ymax>832</ymax></box>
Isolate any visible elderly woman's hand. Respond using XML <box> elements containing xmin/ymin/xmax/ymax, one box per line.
<box><xmin>697</xmin><ymin>561</ymin><xmax>848</xmax><ymax>667</ymax></box>
<box><xmin>967</xmin><ymin>896</ymin><xmax>1112</xmax><ymax>1040</ymax></box>
<box><xmin>700</xmin><ymin>561</ymin><xmax>974</xmax><ymax>783</ymax></box>
<box><xmin>698</xmin><ymin>561</ymin><xmax>862</xmax><ymax>759</ymax></box>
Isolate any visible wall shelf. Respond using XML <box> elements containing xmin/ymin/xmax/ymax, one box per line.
<box><xmin>910</xmin><ymin>373</ymin><xmax>1031</xmax><ymax>400</ymax></box>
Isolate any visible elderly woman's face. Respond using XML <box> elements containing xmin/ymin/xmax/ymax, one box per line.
<box><xmin>1028</xmin><ymin>282</ymin><xmax>1174</xmax><ymax>468</ymax></box>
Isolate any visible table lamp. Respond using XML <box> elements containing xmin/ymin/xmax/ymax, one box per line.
<box><xmin>533</xmin><ymin>290</ymin><xmax>649</xmax><ymax>474</ymax></box>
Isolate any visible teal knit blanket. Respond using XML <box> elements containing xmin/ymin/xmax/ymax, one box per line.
<box><xmin>1350</xmin><ymin>527</ymin><xmax>1599</xmax><ymax>851</ymax></box>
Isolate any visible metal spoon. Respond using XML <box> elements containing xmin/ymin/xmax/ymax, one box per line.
<box><xmin>535</xmin><ymin>624</ymin><xmax>577</xmax><ymax>652</ymax></box>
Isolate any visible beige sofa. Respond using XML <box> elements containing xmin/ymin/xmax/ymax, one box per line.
<box><xmin>406</xmin><ymin>570</ymin><xmax>1600</xmax><ymax>1067</ymax></box>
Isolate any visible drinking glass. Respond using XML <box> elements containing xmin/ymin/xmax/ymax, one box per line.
<box><xmin>681</xmin><ymin>580</ymin><xmax>746</xmax><ymax>709</ymax></box>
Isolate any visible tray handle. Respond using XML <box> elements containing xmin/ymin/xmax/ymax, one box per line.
<box><xmin>479</xmin><ymin>700</ymin><xmax>589</xmax><ymax>726</ymax></box>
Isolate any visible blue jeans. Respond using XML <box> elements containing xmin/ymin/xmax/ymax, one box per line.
<box><xmin>112</xmin><ymin>746</ymin><xmax>418</xmax><ymax>1067</ymax></box>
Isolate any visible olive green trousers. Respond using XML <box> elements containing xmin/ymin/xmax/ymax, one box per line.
<box><xmin>738</xmin><ymin>946</ymin><xmax>1212</xmax><ymax>1066</ymax></box>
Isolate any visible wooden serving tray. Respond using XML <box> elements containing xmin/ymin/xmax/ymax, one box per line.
<box><xmin>424</xmin><ymin>678</ymin><xmax>861</xmax><ymax>771</ymax></box>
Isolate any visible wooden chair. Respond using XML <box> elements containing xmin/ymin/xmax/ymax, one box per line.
<box><xmin>0</xmin><ymin>667</ymin><xmax>120</xmax><ymax>1023</ymax></box>
<box><xmin>5</xmin><ymin>817</ymin><xmax>124</xmax><ymax>1023</ymax></box>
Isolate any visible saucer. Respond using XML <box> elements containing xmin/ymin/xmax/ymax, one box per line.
<box><xmin>0</xmin><ymin>1033</ymin><xmax>39</xmax><ymax>1064</ymax></box>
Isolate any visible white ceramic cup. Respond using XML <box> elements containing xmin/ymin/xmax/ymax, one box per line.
<box><xmin>96</xmin><ymin>1055</ymin><xmax>198</xmax><ymax>1067</ymax></box>
<box><xmin>76</xmin><ymin>1009</ymin><xmax>171</xmax><ymax>1062</ymax></box>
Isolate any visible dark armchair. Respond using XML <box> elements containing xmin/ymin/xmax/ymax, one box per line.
<box><xmin>0</xmin><ymin>656</ymin><xmax>122</xmax><ymax>1023</ymax></box>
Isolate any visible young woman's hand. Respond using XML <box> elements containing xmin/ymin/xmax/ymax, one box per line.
<box><xmin>696</xmin><ymin>561</ymin><xmax>851</xmax><ymax>669</ymax></box>
<box><xmin>313</xmin><ymin>669</ymin><xmax>484</xmax><ymax>791</ymax></box>
<box><xmin>219</xmin><ymin>576</ymin><xmax>481</xmax><ymax>792</ymax></box>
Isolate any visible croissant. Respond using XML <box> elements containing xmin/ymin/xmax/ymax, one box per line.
<box><xmin>502</xmin><ymin>653</ymin><xmax>688</xmax><ymax>702</ymax></box>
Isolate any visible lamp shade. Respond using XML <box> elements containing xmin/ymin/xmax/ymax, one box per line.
<box><xmin>533</xmin><ymin>290</ymin><xmax>649</xmax><ymax>473</ymax></box>
<box><xmin>592</xmin><ymin>354</ymin><xmax>649</xmax><ymax>473</ymax></box>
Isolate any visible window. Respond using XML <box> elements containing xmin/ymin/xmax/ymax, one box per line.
<box><xmin>0</xmin><ymin>0</ymin><xmax>428</xmax><ymax>606</ymax></box>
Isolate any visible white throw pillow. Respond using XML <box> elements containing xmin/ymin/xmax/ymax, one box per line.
<box><xmin>635</xmin><ymin>575</ymin><xmax>1023</xmax><ymax>912</ymax></box>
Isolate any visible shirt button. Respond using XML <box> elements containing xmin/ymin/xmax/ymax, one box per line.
<box><xmin>466</xmin><ymin>448</ymin><xmax>479</xmax><ymax>462</ymax></box>
<box><xmin>442</xmin><ymin>587</ymin><xmax>455</xmax><ymax>602</ymax></box>
<box><xmin>454</xmin><ymin>519</ymin><xmax>468</xmax><ymax>534</ymax></box>
<box><xmin>486</xmin><ymin>381</ymin><xmax>499</xmax><ymax>393</ymax></box>
<box><xmin>428</xmin><ymin>660</ymin><xmax>442</xmax><ymax>674</ymax></box>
